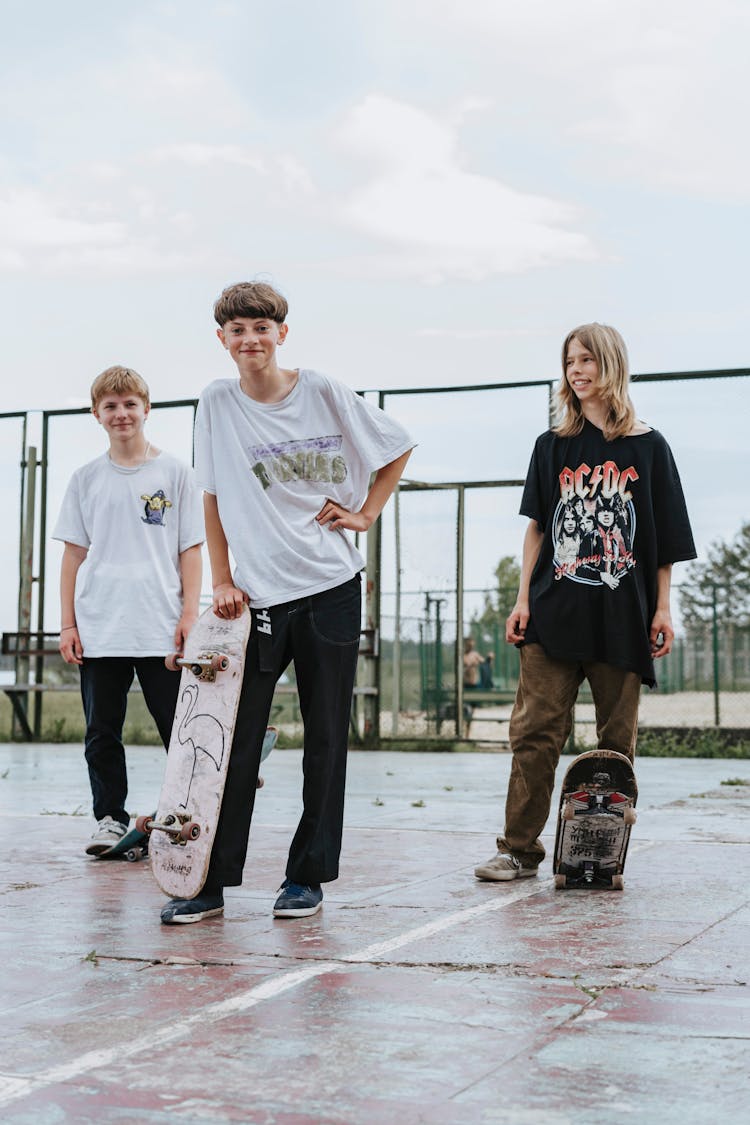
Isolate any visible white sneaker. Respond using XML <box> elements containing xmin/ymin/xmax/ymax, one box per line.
<box><xmin>474</xmin><ymin>852</ymin><xmax>538</xmax><ymax>882</ymax></box>
<box><xmin>85</xmin><ymin>816</ymin><xmax>127</xmax><ymax>856</ymax></box>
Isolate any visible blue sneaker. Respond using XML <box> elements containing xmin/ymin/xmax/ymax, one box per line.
<box><xmin>273</xmin><ymin>879</ymin><xmax>323</xmax><ymax>918</ymax></box>
<box><xmin>160</xmin><ymin>892</ymin><xmax>224</xmax><ymax>925</ymax></box>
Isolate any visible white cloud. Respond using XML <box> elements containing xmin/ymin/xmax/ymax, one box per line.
<box><xmin>331</xmin><ymin>95</ymin><xmax>598</xmax><ymax>281</ymax></box>
<box><xmin>401</xmin><ymin>0</ymin><xmax>750</xmax><ymax>199</ymax></box>
<box><xmin>0</xmin><ymin>186</ymin><xmax>200</xmax><ymax>274</ymax></box>
<box><xmin>0</xmin><ymin>189</ymin><xmax>124</xmax><ymax>251</ymax></box>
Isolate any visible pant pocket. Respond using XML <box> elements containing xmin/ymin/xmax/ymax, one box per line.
<box><xmin>309</xmin><ymin>576</ymin><xmax>362</xmax><ymax>646</ymax></box>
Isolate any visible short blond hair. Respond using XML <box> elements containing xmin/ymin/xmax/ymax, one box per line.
<box><xmin>90</xmin><ymin>366</ymin><xmax>150</xmax><ymax>411</ymax></box>
<box><xmin>554</xmin><ymin>323</ymin><xmax>636</xmax><ymax>442</ymax></box>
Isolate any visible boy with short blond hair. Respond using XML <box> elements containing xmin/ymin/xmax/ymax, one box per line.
<box><xmin>159</xmin><ymin>281</ymin><xmax>414</xmax><ymax>924</ymax></box>
<box><xmin>54</xmin><ymin>366</ymin><xmax>204</xmax><ymax>855</ymax></box>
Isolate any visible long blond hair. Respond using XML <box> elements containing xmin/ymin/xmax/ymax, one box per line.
<box><xmin>554</xmin><ymin>323</ymin><xmax>636</xmax><ymax>441</ymax></box>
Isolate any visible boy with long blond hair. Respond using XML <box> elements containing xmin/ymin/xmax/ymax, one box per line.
<box><xmin>475</xmin><ymin>324</ymin><xmax>696</xmax><ymax>882</ymax></box>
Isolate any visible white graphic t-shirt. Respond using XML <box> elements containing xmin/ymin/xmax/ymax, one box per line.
<box><xmin>52</xmin><ymin>452</ymin><xmax>204</xmax><ymax>656</ymax></box>
<box><xmin>194</xmin><ymin>370</ymin><xmax>414</xmax><ymax>606</ymax></box>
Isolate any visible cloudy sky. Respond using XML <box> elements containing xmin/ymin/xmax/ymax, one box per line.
<box><xmin>1</xmin><ymin>0</ymin><xmax>749</xmax><ymax>626</ymax></box>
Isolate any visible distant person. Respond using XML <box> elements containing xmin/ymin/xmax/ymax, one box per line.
<box><xmin>463</xmin><ymin>637</ymin><xmax>484</xmax><ymax>689</ymax></box>
<box><xmin>53</xmin><ymin>367</ymin><xmax>204</xmax><ymax>856</ymax></box>
<box><xmin>479</xmin><ymin>651</ymin><xmax>494</xmax><ymax>690</ymax></box>
<box><xmin>475</xmin><ymin>323</ymin><xmax>696</xmax><ymax>882</ymax></box>
<box><xmin>463</xmin><ymin>636</ymin><xmax>485</xmax><ymax>736</ymax></box>
<box><xmin>158</xmin><ymin>280</ymin><xmax>414</xmax><ymax>925</ymax></box>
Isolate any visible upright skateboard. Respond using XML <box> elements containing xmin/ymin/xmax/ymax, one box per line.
<box><xmin>137</xmin><ymin>606</ymin><xmax>273</xmax><ymax>900</ymax></box>
<box><xmin>553</xmin><ymin>749</ymin><xmax>637</xmax><ymax>891</ymax></box>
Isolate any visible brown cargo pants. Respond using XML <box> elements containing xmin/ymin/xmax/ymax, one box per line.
<box><xmin>497</xmin><ymin>643</ymin><xmax>641</xmax><ymax>868</ymax></box>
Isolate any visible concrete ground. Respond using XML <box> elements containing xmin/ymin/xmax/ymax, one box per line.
<box><xmin>1</xmin><ymin>743</ymin><xmax>749</xmax><ymax>1124</ymax></box>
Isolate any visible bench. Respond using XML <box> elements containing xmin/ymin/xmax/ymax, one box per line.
<box><xmin>2</xmin><ymin>632</ymin><xmax>379</xmax><ymax>742</ymax></box>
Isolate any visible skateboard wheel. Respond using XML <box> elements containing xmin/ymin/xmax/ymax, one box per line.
<box><xmin>125</xmin><ymin>847</ymin><xmax>144</xmax><ymax>862</ymax></box>
<box><xmin>179</xmin><ymin>821</ymin><xmax>201</xmax><ymax>841</ymax></box>
<box><xmin>612</xmin><ymin>875</ymin><xmax>624</xmax><ymax>890</ymax></box>
<box><xmin>165</xmin><ymin>653</ymin><xmax>181</xmax><ymax>672</ymax></box>
<box><xmin>210</xmin><ymin>654</ymin><xmax>230</xmax><ymax>671</ymax></box>
<box><xmin>554</xmin><ymin>874</ymin><xmax>567</xmax><ymax>889</ymax></box>
<box><xmin>135</xmin><ymin>815</ymin><xmax>152</xmax><ymax>835</ymax></box>
<box><xmin>562</xmin><ymin>803</ymin><xmax>576</xmax><ymax>821</ymax></box>
<box><xmin>256</xmin><ymin>775</ymin><xmax>264</xmax><ymax>789</ymax></box>
<box><xmin>623</xmin><ymin>807</ymin><xmax>637</xmax><ymax>825</ymax></box>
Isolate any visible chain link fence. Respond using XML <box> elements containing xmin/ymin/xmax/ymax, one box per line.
<box><xmin>377</xmin><ymin>580</ymin><xmax>750</xmax><ymax>748</ymax></box>
<box><xmin>2</xmin><ymin>369</ymin><xmax>749</xmax><ymax>749</ymax></box>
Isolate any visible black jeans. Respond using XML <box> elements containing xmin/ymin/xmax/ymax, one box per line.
<box><xmin>80</xmin><ymin>657</ymin><xmax>180</xmax><ymax>825</ymax></box>
<box><xmin>207</xmin><ymin>574</ymin><xmax>362</xmax><ymax>889</ymax></box>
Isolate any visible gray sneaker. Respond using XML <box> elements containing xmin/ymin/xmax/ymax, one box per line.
<box><xmin>474</xmin><ymin>852</ymin><xmax>538</xmax><ymax>882</ymax></box>
<box><xmin>85</xmin><ymin>816</ymin><xmax>127</xmax><ymax>856</ymax></box>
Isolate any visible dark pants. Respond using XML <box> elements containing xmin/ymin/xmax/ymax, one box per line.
<box><xmin>207</xmin><ymin>574</ymin><xmax>362</xmax><ymax>889</ymax></box>
<box><xmin>80</xmin><ymin>657</ymin><xmax>180</xmax><ymax>825</ymax></box>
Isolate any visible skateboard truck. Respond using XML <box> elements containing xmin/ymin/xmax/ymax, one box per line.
<box><xmin>164</xmin><ymin>651</ymin><xmax>230</xmax><ymax>682</ymax></box>
<box><xmin>135</xmin><ymin>812</ymin><xmax>201</xmax><ymax>845</ymax></box>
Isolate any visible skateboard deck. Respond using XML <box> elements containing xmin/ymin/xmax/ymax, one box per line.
<box><xmin>553</xmin><ymin>749</ymin><xmax>637</xmax><ymax>891</ymax></box>
<box><xmin>141</xmin><ymin>606</ymin><xmax>255</xmax><ymax>900</ymax></box>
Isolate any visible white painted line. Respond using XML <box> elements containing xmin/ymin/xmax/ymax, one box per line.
<box><xmin>0</xmin><ymin>879</ymin><xmax>542</xmax><ymax>1109</ymax></box>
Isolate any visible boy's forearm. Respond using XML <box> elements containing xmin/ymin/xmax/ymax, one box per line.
<box><xmin>60</xmin><ymin>544</ymin><xmax>87</xmax><ymax>626</ymax></box>
<box><xmin>179</xmin><ymin>544</ymin><xmax>203</xmax><ymax>615</ymax></box>
<box><xmin>203</xmin><ymin>492</ymin><xmax>234</xmax><ymax>587</ymax></box>
<box><xmin>518</xmin><ymin>521</ymin><xmax>544</xmax><ymax>601</ymax></box>
<box><xmin>655</xmin><ymin>563</ymin><xmax>673</xmax><ymax>611</ymax></box>
<box><xmin>360</xmin><ymin>450</ymin><xmax>412</xmax><ymax>525</ymax></box>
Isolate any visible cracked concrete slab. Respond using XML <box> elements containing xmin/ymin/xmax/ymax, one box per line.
<box><xmin>1</xmin><ymin>744</ymin><xmax>748</xmax><ymax>1123</ymax></box>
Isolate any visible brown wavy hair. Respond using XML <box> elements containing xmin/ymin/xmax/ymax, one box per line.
<box><xmin>553</xmin><ymin>323</ymin><xmax>637</xmax><ymax>441</ymax></box>
<box><xmin>213</xmin><ymin>281</ymin><xmax>288</xmax><ymax>326</ymax></box>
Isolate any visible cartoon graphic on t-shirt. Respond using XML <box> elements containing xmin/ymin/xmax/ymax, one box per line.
<box><xmin>553</xmin><ymin>460</ymin><xmax>637</xmax><ymax>588</ymax></box>
<box><xmin>250</xmin><ymin>435</ymin><xmax>348</xmax><ymax>491</ymax></box>
<box><xmin>141</xmin><ymin>490</ymin><xmax>173</xmax><ymax>525</ymax></box>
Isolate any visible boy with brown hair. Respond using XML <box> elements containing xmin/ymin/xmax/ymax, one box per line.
<box><xmin>54</xmin><ymin>366</ymin><xmax>204</xmax><ymax>855</ymax></box>
<box><xmin>159</xmin><ymin>281</ymin><xmax>414</xmax><ymax>924</ymax></box>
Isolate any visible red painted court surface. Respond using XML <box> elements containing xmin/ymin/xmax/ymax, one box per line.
<box><xmin>1</xmin><ymin>744</ymin><xmax>749</xmax><ymax>1124</ymax></box>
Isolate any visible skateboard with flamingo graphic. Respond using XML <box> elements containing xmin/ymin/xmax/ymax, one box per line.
<box><xmin>137</xmin><ymin>606</ymin><xmax>275</xmax><ymax>899</ymax></box>
<box><xmin>553</xmin><ymin>749</ymin><xmax>638</xmax><ymax>891</ymax></box>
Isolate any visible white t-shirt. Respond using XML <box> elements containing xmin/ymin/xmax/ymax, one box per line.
<box><xmin>52</xmin><ymin>452</ymin><xmax>205</xmax><ymax>657</ymax></box>
<box><xmin>194</xmin><ymin>370</ymin><xmax>414</xmax><ymax>606</ymax></box>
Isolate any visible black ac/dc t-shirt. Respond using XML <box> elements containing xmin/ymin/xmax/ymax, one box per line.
<box><xmin>520</xmin><ymin>419</ymin><xmax>696</xmax><ymax>686</ymax></box>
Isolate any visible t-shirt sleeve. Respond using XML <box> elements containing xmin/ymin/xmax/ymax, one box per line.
<box><xmin>333</xmin><ymin>381</ymin><xmax>415</xmax><ymax>474</ymax></box>
<box><xmin>193</xmin><ymin>392</ymin><xmax>216</xmax><ymax>494</ymax></box>
<box><xmin>51</xmin><ymin>472</ymin><xmax>90</xmax><ymax>548</ymax></box>
<box><xmin>518</xmin><ymin>437</ymin><xmax>547</xmax><ymax>530</ymax></box>
<box><xmin>651</xmin><ymin>434</ymin><xmax>697</xmax><ymax>566</ymax></box>
<box><xmin>176</xmin><ymin>465</ymin><xmax>206</xmax><ymax>552</ymax></box>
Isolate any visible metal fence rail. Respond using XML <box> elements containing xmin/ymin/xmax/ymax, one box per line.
<box><xmin>2</xmin><ymin>366</ymin><xmax>749</xmax><ymax>745</ymax></box>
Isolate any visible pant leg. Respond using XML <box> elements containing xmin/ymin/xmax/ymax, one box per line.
<box><xmin>206</xmin><ymin>606</ymin><xmax>293</xmax><ymax>888</ymax></box>
<box><xmin>133</xmin><ymin>657</ymin><xmax>181</xmax><ymax>750</ymax></box>
<box><xmin>498</xmin><ymin>644</ymin><xmax>583</xmax><ymax>867</ymax></box>
<box><xmin>80</xmin><ymin>658</ymin><xmax>134</xmax><ymax>825</ymax></box>
<box><xmin>286</xmin><ymin>575</ymin><xmax>361</xmax><ymax>885</ymax></box>
<box><xmin>584</xmin><ymin>661</ymin><xmax>641</xmax><ymax>762</ymax></box>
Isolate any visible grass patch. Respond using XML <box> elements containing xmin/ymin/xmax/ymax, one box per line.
<box><xmin>636</xmin><ymin>728</ymin><xmax>750</xmax><ymax>758</ymax></box>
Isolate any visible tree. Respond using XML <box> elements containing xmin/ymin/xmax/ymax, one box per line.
<box><xmin>679</xmin><ymin>522</ymin><xmax>750</xmax><ymax>629</ymax></box>
<box><xmin>470</xmin><ymin>555</ymin><xmax>521</xmax><ymax>635</ymax></box>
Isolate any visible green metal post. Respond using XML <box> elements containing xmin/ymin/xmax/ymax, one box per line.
<box><xmin>455</xmin><ymin>486</ymin><xmax>465</xmax><ymax>738</ymax></box>
<box><xmin>712</xmin><ymin>585</ymin><xmax>720</xmax><ymax>727</ymax></box>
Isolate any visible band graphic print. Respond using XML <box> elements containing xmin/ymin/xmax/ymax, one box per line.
<box><xmin>552</xmin><ymin>460</ymin><xmax>638</xmax><ymax>590</ymax></box>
